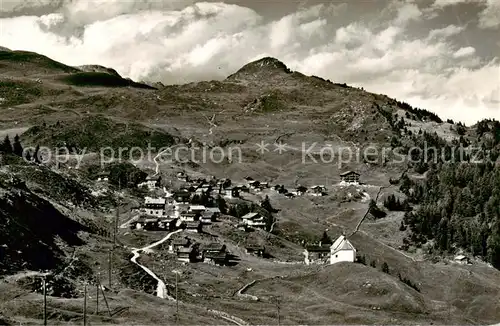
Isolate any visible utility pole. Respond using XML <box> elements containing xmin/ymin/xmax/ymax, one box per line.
<box><xmin>175</xmin><ymin>272</ymin><xmax>179</xmax><ymax>324</ymax></box>
<box><xmin>108</xmin><ymin>250</ymin><xmax>112</xmax><ymax>289</ymax></box>
<box><xmin>113</xmin><ymin>179</ymin><xmax>120</xmax><ymax>247</ymax></box>
<box><xmin>276</xmin><ymin>296</ymin><xmax>281</xmax><ymax>326</ymax></box>
<box><xmin>83</xmin><ymin>284</ymin><xmax>87</xmax><ymax>326</ymax></box>
<box><xmin>42</xmin><ymin>276</ymin><xmax>47</xmax><ymax>326</ymax></box>
<box><xmin>108</xmin><ymin>180</ymin><xmax>120</xmax><ymax>292</ymax></box>
<box><xmin>96</xmin><ymin>273</ymin><xmax>100</xmax><ymax>315</ymax></box>
<box><xmin>97</xmin><ymin>278</ymin><xmax>112</xmax><ymax>317</ymax></box>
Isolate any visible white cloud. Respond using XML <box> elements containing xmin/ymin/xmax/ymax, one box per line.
<box><xmin>427</xmin><ymin>25</ymin><xmax>465</xmax><ymax>40</ymax></box>
<box><xmin>453</xmin><ymin>46</ymin><xmax>476</xmax><ymax>58</ymax></box>
<box><xmin>394</xmin><ymin>3</ymin><xmax>422</xmax><ymax>25</ymax></box>
<box><xmin>0</xmin><ymin>1</ymin><xmax>499</xmax><ymax>124</ymax></box>
<box><xmin>0</xmin><ymin>0</ymin><xmax>55</xmax><ymax>13</ymax></box>
<box><xmin>431</xmin><ymin>0</ymin><xmax>475</xmax><ymax>7</ymax></box>
<box><xmin>478</xmin><ymin>0</ymin><xmax>500</xmax><ymax>29</ymax></box>
<box><xmin>431</xmin><ymin>0</ymin><xmax>500</xmax><ymax>29</ymax></box>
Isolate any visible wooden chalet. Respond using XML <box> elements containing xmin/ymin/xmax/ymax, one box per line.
<box><xmin>340</xmin><ymin>171</ymin><xmax>360</xmax><ymax>183</ymax></box>
<box><xmin>184</xmin><ymin>221</ymin><xmax>203</xmax><ymax>233</ymax></box>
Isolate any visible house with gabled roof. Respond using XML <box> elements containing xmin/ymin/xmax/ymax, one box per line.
<box><xmin>241</xmin><ymin>212</ymin><xmax>266</xmax><ymax>228</ymax></box>
<box><xmin>189</xmin><ymin>205</ymin><xmax>206</xmax><ymax>214</ymax></box>
<box><xmin>245</xmin><ymin>245</ymin><xmax>266</xmax><ymax>257</ymax></box>
<box><xmin>203</xmin><ymin>252</ymin><xmax>228</xmax><ymax>265</ymax></box>
<box><xmin>202</xmin><ymin>243</ymin><xmax>226</xmax><ymax>255</ymax></box>
<box><xmin>157</xmin><ymin>218</ymin><xmax>177</xmax><ymax>231</ymax></box>
<box><xmin>201</xmin><ymin>243</ymin><xmax>228</xmax><ymax>265</ymax></box>
<box><xmin>195</xmin><ymin>184</ymin><xmax>212</xmax><ymax>195</ymax></box>
<box><xmin>96</xmin><ymin>171</ymin><xmax>110</xmax><ymax>182</ymax></box>
<box><xmin>454</xmin><ymin>254</ymin><xmax>470</xmax><ymax>265</ymax></box>
<box><xmin>176</xmin><ymin>245</ymin><xmax>199</xmax><ymax>263</ymax></box>
<box><xmin>184</xmin><ymin>220</ymin><xmax>203</xmax><ymax>233</ymax></box>
<box><xmin>224</xmin><ymin>187</ymin><xmax>240</xmax><ymax>199</ymax></box>
<box><xmin>247</xmin><ymin>180</ymin><xmax>260</xmax><ymax>189</ymax></box>
<box><xmin>303</xmin><ymin>235</ymin><xmax>356</xmax><ymax>265</ymax></box>
<box><xmin>173</xmin><ymin>191</ymin><xmax>191</xmax><ymax>204</ymax></box>
<box><xmin>340</xmin><ymin>171</ymin><xmax>360</xmax><ymax>184</ymax></box>
<box><xmin>134</xmin><ymin>216</ymin><xmax>159</xmax><ymax>230</ymax></box>
<box><xmin>139</xmin><ymin>174</ymin><xmax>161</xmax><ymax>190</ymax></box>
<box><xmin>292</xmin><ymin>185</ymin><xmax>308</xmax><ymax>196</ymax></box>
<box><xmin>259</xmin><ymin>181</ymin><xmax>269</xmax><ymax>189</ymax></box>
<box><xmin>330</xmin><ymin>235</ymin><xmax>356</xmax><ymax>264</ymax></box>
<box><xmin>180</xmin><ymin>212</ymin><xmax>199</xmax><ymax>222</ymax></box>
<box><xmin>304</xmin><ymin>245</ymin><xmax>331</xmax><ymax>265</ymax></box>
<box><xmin>143</xmin><ymin>197</ymin><xmax>166</xmax><ymax>217</ymax></box>
<box><xmin>169</xmin><ymin>237</ymin><xmax>191</xmax><ymax>253</ymax></box>
<box><xmin>201</xmin><ymin>207</ymin><xmax>220</xmax><ymax>224</ymax></box>
<box><xmin>309</xmin><ymin>185</ymin><xmax>327</xmax><ymax>196</ymax></box>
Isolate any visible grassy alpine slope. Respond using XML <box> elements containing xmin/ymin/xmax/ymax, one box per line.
<box><xmin>1</xmin><ymin>48</ymin><xmax>500</xmax><ymax>325</ymax></box>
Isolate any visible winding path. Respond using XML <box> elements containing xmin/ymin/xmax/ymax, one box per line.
<box><xmin>130</xmin><ymin>229</ymin><xmax>182</xmax><ymax>299</ymax></box>
<box><xmin>120</xmin><ymin>214</ymin><xmax>139</xmax><ymax>229</ymax></box>
<box><xmin>129</xmin><ymin>230</ymin><xmax>249</xmax><ymax>325</ymax></box>
<box><xmin>152</xmin><ymin>141</ymin><xmax>192</xmax><ymax>175</ymax></box>
<box><xmin>349</xmin><ymin>185</ymin><xmax>389</xmax><ymax>237</ymax></box>
<box><xmin>235</xmin><ymin>280</ymin><xmax>258</xmax><ymax>301</ymax></box>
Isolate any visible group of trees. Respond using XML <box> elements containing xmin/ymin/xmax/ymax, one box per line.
<box><xmin>401</xmin><ymin>161</ymin><xmax>500</xmax><ymax>268</ymax></box>
<box><xmin>398</xmin><ymin>273</ymin><xmax>420</xmax><ymax>292</ymax></box>
<box><xmin>368</xmin><ymin>199</ymin><xmax>387</xmax><ymax>219</ymax></box>
<box><xmin>0</xmin><ymin>134</ymin><xmax>44</xmax><ymax>164</ymax></box>
<box><xmin>108</xmin><ymin>163</ymin><xmax>148</xmax><ymax>188</ymax></box>
<box><xmin>0</xmin><ymin>135</ymin><xmax>24</xmax><ymax>157</ymax></box>
<box><xmin>383</xmin><ymin>194</ymin><xmax>411</xmax><ymax>212</ymax></box>
<box><xmin>396</xmin><ymin>100</ymin><xmax>442</xmax><ymax>123</ymax></box>
<box><xmin>375</xmin><ymin>113</ymin><xmax>500</xmax><ymax>269</ymax></box>
<box><xmin>455</xmin><ymin>122</ymin><xmax>467</xmax><ymax>136</ymax></box>
<box><xmin>475</xmin><ymin>119</ymin><xmax>500</xmax><ymax>148</ymax></box>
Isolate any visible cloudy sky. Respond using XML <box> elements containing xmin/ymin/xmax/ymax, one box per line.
<box><xmin>0</xmin><ymin>0</ymin><xmax>499</xmax><ymax>124</ymax></box>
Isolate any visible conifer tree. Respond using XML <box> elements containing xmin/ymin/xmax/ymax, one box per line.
<box><xmin>1</xmin><ymin>135</ymin><xmax>12</xmax><ymax>153</ymax></box>
<box><xmin>382</xmin><ymin>262</ymin><xmax>389</xmax><ymax>274</ymax></box>
<box><xmin>33</xmin><ymin>145</ymin><xmax>41</xmax><ymax>163</ymax></box>
<box><xmin>320</xmin><ymin>230</ymin><xmax>332</xmax><ymax>245</ymax></box>
<box><xmin>13</xmin><ymin>134</ymin><xmax>23</xmax><ymax>157</ymax></box>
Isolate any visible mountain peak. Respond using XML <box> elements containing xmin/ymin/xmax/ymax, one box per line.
<box><xmin>226</xmin><ymin>57</ymin><xmax>293</xmax><ymax>82</ymax></box>
<box><xmin>245</xmin><ymin>57</ymin><xmax>290</xmax><ymax>70</ymax></box>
